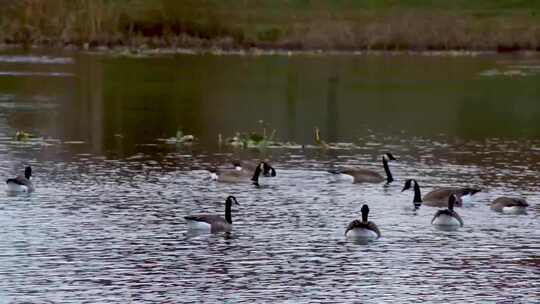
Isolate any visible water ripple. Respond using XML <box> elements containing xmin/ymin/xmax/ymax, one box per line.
<box><xmin>0</xmin><ymin>141</ymin><xmax>537</xmax><ymax>303</ymax></box>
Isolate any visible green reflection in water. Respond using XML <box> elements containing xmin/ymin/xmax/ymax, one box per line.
<box><xmin>1</xmin><ymin>52</ymin><xmax>539</xmax><ymax>157</ymax></box>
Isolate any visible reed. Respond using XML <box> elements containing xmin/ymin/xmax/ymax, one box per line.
<box><xmin>1</xmin><ymin>0</ymin><xmax>539</xmax><ymax>51</ymax></box>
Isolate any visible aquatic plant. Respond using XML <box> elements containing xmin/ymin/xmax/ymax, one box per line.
<box><xmin>176</xmin><ymin>130</ymin><xmax>195</xmax><ymax>143</ymax></box>
<box><xmin>243</xmin><ymin>129</ymin><xmax>276</xmax><ymax>148</ymax></box>
<box><xmin>224</xmin><ymin>130</ymin><xmax>275</xmax><ymax>149</ymax></box>
<box><xmin>12</xmin><ymin>130</ymin><xmax>59</xmax><ymax>147</ymax></box>
<box><xmin>314</xmin><ymin>127</ymin><xmax>329</xmax><ymax>149</ymax></box>
<box><xmin>163</xmin><ymin>130</ymin><xmax>196</xmax><ymax>144</ymax></box>
<box><xmin>222</xmin><ymin>124</ymin><xmax>361</xmax><ymax>150</ymax></box>
<box><xmin>15</xmin><ymin>130</ymin><xmax>33</xmax><ymax>141</ymax></box>
<box><xmin>1</xmin><ymin>1</ymin><xmax>540</xmax><ymax>51</ymax></box>
<box><xmin>224</xmin><ymin>121</ymin><xmax>276</xmax><ymax>149</ymax></box>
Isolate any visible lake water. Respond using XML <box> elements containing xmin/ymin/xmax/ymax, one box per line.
<box><xmin>0</xmin><ymin>50</ymin><xmax>538</xmax><ymax>303</ymax></box>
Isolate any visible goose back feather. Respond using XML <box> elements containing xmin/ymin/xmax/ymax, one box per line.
<box><xmin>491</xmin><ymin>197</ymin><xmax>528</xmax><ymax>213</ymax></box>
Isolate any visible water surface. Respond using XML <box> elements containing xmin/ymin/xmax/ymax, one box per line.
<box><xmin>0</xmin><ymin>50</ymin><xmax>538</xmax><ymax>303</ymax></box>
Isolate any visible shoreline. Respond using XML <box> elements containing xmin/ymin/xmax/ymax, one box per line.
<box><xmin>2</xmin><ymin>43</ymin><xmax>540</xmax><ymax>58</ymax></box>
<box><xmin>2</xmin><ymin>1</ymin><xmax>540</xmax><ymax>58</ymax></box>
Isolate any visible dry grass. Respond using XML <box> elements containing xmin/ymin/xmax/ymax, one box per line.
<box><xmin>1</xmin><ymin>0</ymin><xmax>540</xmax><ymax>51</ymax></box>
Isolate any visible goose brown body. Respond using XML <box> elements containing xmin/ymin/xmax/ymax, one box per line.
<box><xmin>211</xmin><ymin>163</ymin><xmax>264</xmax><ymax>186</ymax></box>
<box><xmin>184</xmin><ymin>196</ymin><xmax>238</xmax><ymax>233</ymax></box>
<box><xmin>402</xmin><ymin>179</ymin><xmax>481</xmax><ymax>208</ymax></box>
<box><xmin>490</xmin><ymin>197</ymin><xmax>528</xmax><ymax>212</ymax></box>
<box><xmin>184</xmin><ymin>214</ymin><xmax>233</xmax><ymax>232</ymax></box>
<box><xmin>423</xmin><ymin>187</ymin><xmax>480</xmax><ymax>207</ymax></box>
<box><xmin>233</xmin><ymin>160</ymin><xmax>276</xmax><ymax>177</ymax></box>
<box><xmin>340</xmin><ymin>168</ymin><xmax>385</xmax><ymax>183</ymax></box>
<box><xmin>331</xmin><ymin>153</ymin><xmax>396</xmax><ymax>184</ymax></box>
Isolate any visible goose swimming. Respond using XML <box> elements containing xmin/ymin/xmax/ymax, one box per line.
<box><xmin>184</xmin><ymin>196</ymin><xmax>239</xmax><ymax>232</ymax></box>
<box><xmin>490</xmin><ymin>197</ymin><xmax>528</xmax><ymax>214</ymax></box>
<box><xmin>6</xmin><ymin>166</ymin><xmax>34</xmax><ymax>193</ymax></box>
<box><xmin>330</xmin><ymin>153</ymin><xmax>397</xmax><ymax>184</ymax></box>
<box><xmin>431</xmin><ymin>194</ymin><xmax>464</xmax><ymax>227</ymax></box>
<box><xmin>232</xmin><ymin>160</ymin><xmax>276</xmax><ymax>177</ymax></box>
<box><xmin>402</xmin><ymin>179</ymin><xmax>480</xmax><ymax>208</ymax></box>
<box><xmin>345</xmin><ymin>204</ymin><xmax>381</xmax><ymax>241</ymax></box>
<box><xmin>210</xmin><ymin>162</ymin><xmax>263</xmax><ymax>186</ymax></box>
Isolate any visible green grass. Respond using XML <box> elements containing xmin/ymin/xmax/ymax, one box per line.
<box><xmin>1</xmin><ymin>0</ymin><xmax>540</xmax><ymax>50</ymax></box>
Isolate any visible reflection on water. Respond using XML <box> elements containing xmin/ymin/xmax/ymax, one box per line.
<box><xmin>0</xmin><ymin>50</ymin><xmax>538</xmax><ymax>303</ymax></box>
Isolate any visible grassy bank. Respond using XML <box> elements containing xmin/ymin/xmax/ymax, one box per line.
<box><xmin>1</xmin><ymin>0</ymin><xmax>540</xmax><ymax>51</ymax></box>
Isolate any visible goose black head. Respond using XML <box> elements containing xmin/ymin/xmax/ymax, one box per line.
<box><xmin>384</xmin><ymin>153</ymin><xmax>397</xmax><ymax>161</ymax></box>
<box><xmin>516</xmin><ymin>198</ymin><xmax>529</xmax><ymax>207</ymax></box>
<box><xmin>262</xmin><ymin>162</ymin><xmax>276</xmax><ymax>177</ymax></box>
<box><xmin>24</xmin><ymin>166</ymin><xmax>32</xmax><ymax>179</ymax></box>
<box><xmin>361</xmin><ymin>204</ymin><xmax>370</xmax><ymax>222</ymax></box>
<box><xmin>448</xmin><ymin>194</ymin><xmax>458</xmax><ymax>211</ymax></box>
<box><xmin>224</xmin><ymin>196</ymin><xmax>238</xmax><ymax>224</ymax></box>
<box><xmin>226</xmin><ymin>195</ymin><xmax>239</xmax><ymax>205</ymax></box>
<box><xmin>402</xmin><ymin>179</ymin><xmax>414</xmax><ymax>192</ymax></box>
<box><xmin>402</xmin><ymin>179</ymin><xmax>422</xmax><ymax>208</ymax></box>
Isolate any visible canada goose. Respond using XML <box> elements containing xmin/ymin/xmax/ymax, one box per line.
<box><xmin>184</xmin><ymin>196</ymin><xmax>239</xmax><ymax>232</ymax></box>
<box><xmin>431</xmin><ymin>194</ymin><xmax>464</xmax><ymax>227</ymax></box>
<box><xmin>490</xmin><ymin>197</ymin><xmax>528</xmax><ymax>214</ymax></box>
<box><xmin>401</xmin><ymin>179</ymin><xmax>423</xmax><ymax>210</ymax></box>
<box><xmin>330</xmin><ymin>153</ymin><xmax>397</xmax><ymax>184</ymax></box>
<box><xmin>232</xmin><ymin>160</ymin><xmax>276</xmax><ymax>177</ymax></box>
<box><xmin>210</xmin><ymin>162</ymin><xmax>263</xmax><ymax>186</ymax></box>
<box><xmin>345</xmin><ymin>204</ymin><xmax>381</xmax><ymax>240</ymax></box>
<box><xmin>423</xmin><ymin>187</ymin><xmax>480</xmax><ymax>207</ymax></box>
<box><xmin>401</xmin><ymin>179</ymin><xmax>480</xmax><ymax>208</ymax></box>
<box><xmin>6</xmin><ymin>166</ymin><xmax>34</xmax><ymax>193</ymax></box>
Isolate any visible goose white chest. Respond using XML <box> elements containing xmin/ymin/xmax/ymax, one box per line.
<box><xmin>432</xmin><ymin>214</ymin><xmax>460</xmax><ymax>226</ymax></box>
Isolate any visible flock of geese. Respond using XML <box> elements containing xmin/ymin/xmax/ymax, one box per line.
<box><xmin>6</xmin><ymin>155</ymin><xmax>530</xmax><ymax>242</ymax></box>
<box><xmin>184</xmin><ymin>153</ymin><xmax>530</xmax><ymax>241</ymax></box>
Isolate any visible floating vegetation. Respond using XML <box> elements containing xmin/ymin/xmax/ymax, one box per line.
<box><xmin>12</xmin><ymin>130</ymin><xmax>59</xmax><ymax>147</ymax></box>
<box><xmin>0</xmin><ymin>71</ymin><xmax>74</xmax><ymax>77</ymax></box>
<box><xmin>15</xmin><ymin>130</ymin><xmax>33</xmax><ymax>141</ymax></box>
<box><xmin>313</xmin><ymin>127</ymin><xmax>359</xmax><ymax>150</ymax></box>
<box><xmin>162</xmin><ymin>130</ymin><xmax>196</xmax><ymax>145</ymax></box>
<box><xmin>265</xmin><ymin>141</ymin><xmax>304</xmax><ymax>149</ymax></box>
<box><xmin>223</xmin><ymin>131</ymin><xmax>276</xmax><ymax>149</ymax></box>
<box><xmin>223</xmin><ymin>120</ymin><xmax>276</xmax><ymax>149</ymax></box>
<box><xmin>223</xmin><ymin>133</ymin><xmax>243</xmax><ymax>147</ymax></box>
<box><xmin>479</xmin><ymin>67</ymin><xmax>537</xmax><ymax>78</ymax></box>
<box><xmin>314</xmin><ymin>127</ymin><xmax>329</xmax><ymax>149</ymax></box>
<box><xmin>0</xmin><ymin>97</ymin><xmax>59</xmax><ymax>111</ymax></box>
<box><xmin>220</xmin><ymin>123</ymin><xmax>360</xmax><ymax>150</ymax></box>
<box><xmin>0</xmin><ymin>55</ymin><xmax>74</xmax><ymax>64</ymax></box>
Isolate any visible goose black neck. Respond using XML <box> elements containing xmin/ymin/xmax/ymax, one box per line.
<box><xmin>25</xmin><ymin>167</ymin><xmax>31</xmax><ymax>179</ymax></box>
<box><xmin>448</xmin><ymin>198</ymin><xmax>454</xmax><ymax>211</ymax></box>
<box><xmin>361</xmin><ymin>210</ymin><xmax>368</xmax><ymax>222</ymax></box>
<box><xmin>413</xmin><ymin>181</ymin><xmax>422</xmax><ymax>204</ymax></box>
<box><xmin>251</xmin><ymin>165</ymin><xmax>261</xmax><ymax>186</ymax></box>
<box><xmin>382</xmin><ymin>157</ymin><xmax>393</xmax><ymax>184</ymax></box>
<box><xmin>225</xmin><ymin>201</ymin><xmax>233</xmax><ymax>224</ymax></box>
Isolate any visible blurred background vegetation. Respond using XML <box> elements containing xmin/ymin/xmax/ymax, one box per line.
<box><xmin>1</xmin><ymin>0</ymin><xmax>540</xmax><ymax>50</ymax></box>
